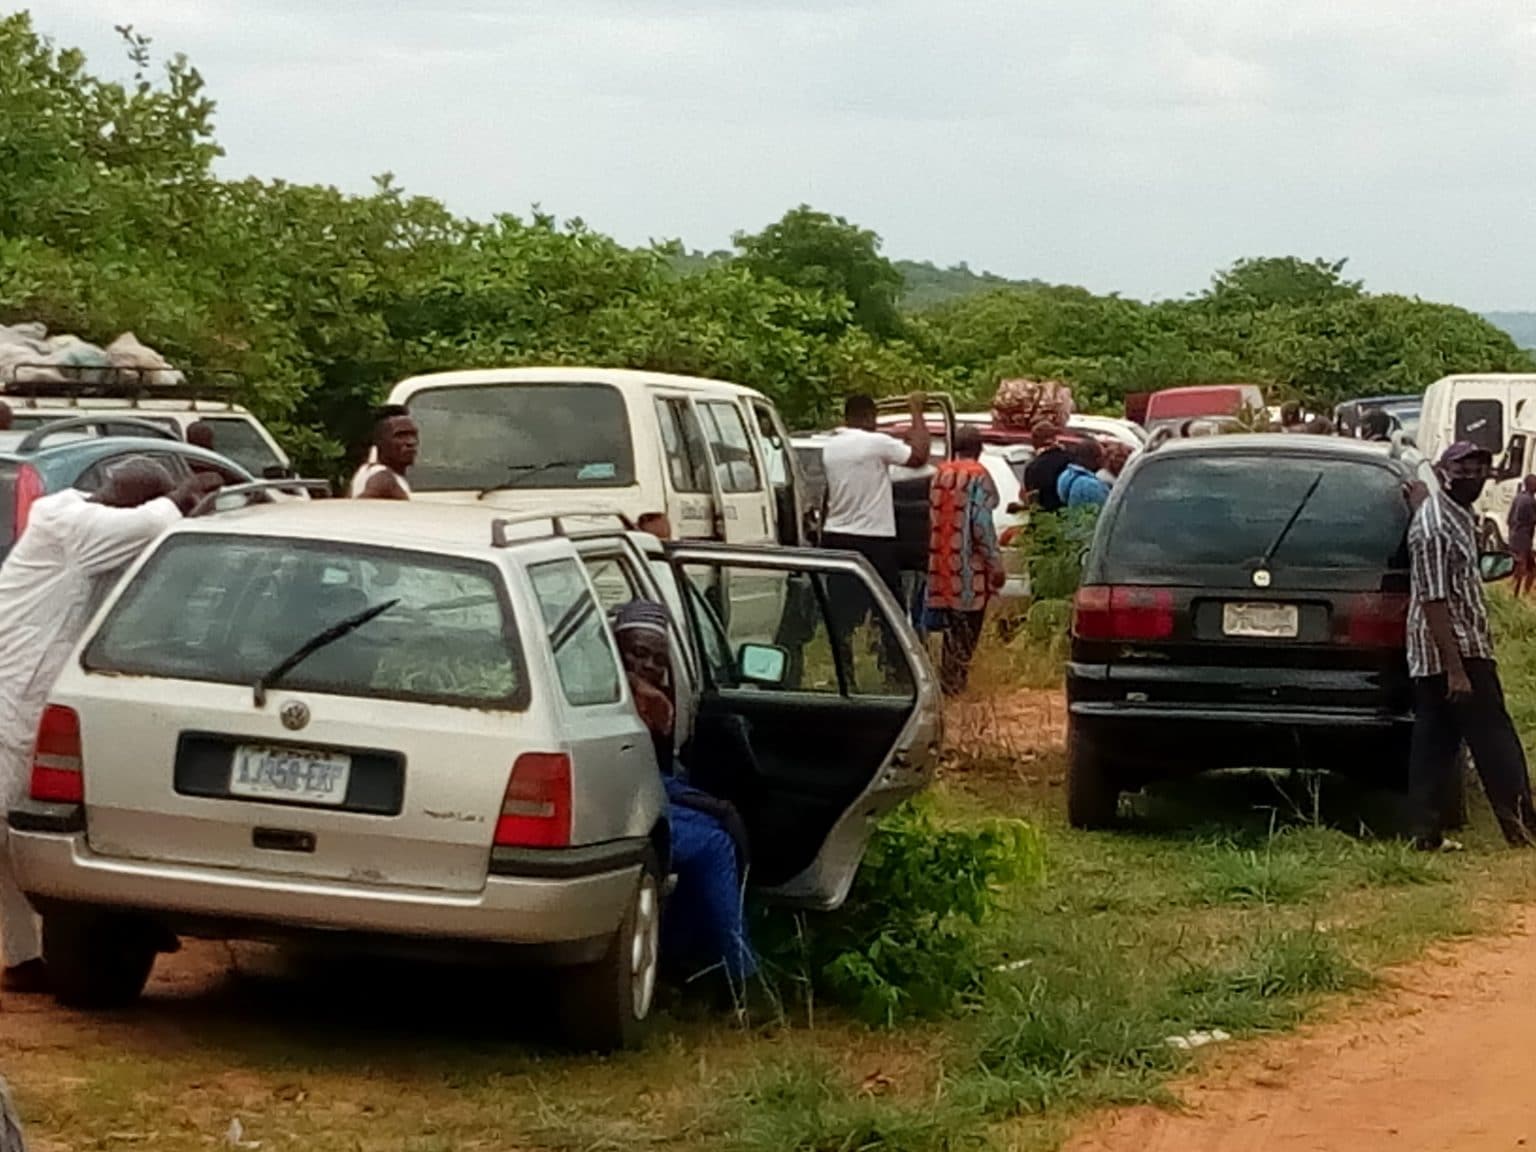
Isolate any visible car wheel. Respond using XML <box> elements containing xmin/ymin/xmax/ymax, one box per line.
<box><xmin>558</xmin><ymin>854</ymin><xmax>662</xmax><ymax>1052</ymax></box>
<box><xmin>1067</xmin><ymin>725</ymin><xmax>1121</xmax><ymax>830</ymax></box>
<box><xmin>44</xmin><ymin>911</ymin><xmax>159</xmax><ymax>1009</ymax></box>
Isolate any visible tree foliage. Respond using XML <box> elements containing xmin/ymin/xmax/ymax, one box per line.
<box><xmin>734</xmin><ymin>205</ymin><xmax>907</xmax><ymax>340</ymax></box>
<box><xmin>2</xmin><ymin>12</ymin><xmax>1530</xmax><ymax>475</ymax></box>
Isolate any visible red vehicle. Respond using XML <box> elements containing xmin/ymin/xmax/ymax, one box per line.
<box><xmin>1144</xmin><ymin>385</ymin><xmax>1265</xmax><ymax>429</ymax></box>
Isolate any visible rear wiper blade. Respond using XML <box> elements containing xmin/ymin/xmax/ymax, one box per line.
<box><xmin>1256</xmin><ymin>471</ymin><xmax>1325</xmax><ymax>573</ymax></box>
<box><xmin>478</xmin><ymin>462</ymin><xmax>577</xmax><ymax>500</ymax></box>
<box><xmin>253</xmin><ymin>598</ymin><xmax>399</xmax><ymax>707</ymax></box>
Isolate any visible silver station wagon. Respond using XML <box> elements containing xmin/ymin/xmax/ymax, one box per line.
<box><xmin>6</xmin><ymin>501</ymin><xmax>940</xmax><ymax>1048</ymax></box>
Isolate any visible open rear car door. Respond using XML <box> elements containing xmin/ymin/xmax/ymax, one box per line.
<box><xmin>664</xmin><ymin>542</ymin><xmax>942</xmax><ymax>910</ymax></box>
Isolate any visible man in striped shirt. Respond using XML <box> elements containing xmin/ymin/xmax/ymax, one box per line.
<box><xmin>1407</xmin><ymin>441</ymin><xmax>1536</xmax><ymax>850</ymax></box>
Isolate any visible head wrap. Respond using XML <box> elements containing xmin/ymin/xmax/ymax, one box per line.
<box><xmin>613</xmin><ymin>599</ymin><xmax>672</xmax><ymax>642</ymax></box>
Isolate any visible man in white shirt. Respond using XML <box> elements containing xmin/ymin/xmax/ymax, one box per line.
<box><xmin>0</xmin><ymin>459</ymin><xmax>219</xmax><ymax>994</ymax></box>
<box><xmin>819</xmin><ymin>392</ymin><xmax>931</xmax><ymax>596</ymax></box>
<box><xmin>349</xmin><ymin>405</ymin><xmax>418</xmax><ymax>500</ymax></box>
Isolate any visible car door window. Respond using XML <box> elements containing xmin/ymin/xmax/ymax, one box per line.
<box><xmin>73</xmin><ymin>451</ymin><xmax>189</xmax><ymax>494</ymax></box>
<box><xmin>656</xmin><ymin>398</ymin><xmax>711</xmax><ymax>494</ymax></box>
<box><xmin>677</xmin><ymin>561</ymin><xmax>913</xmax><ymax>699</ymax></box>
<box><xmin>581</xmin><ymin>553</ymin><xmax>645</xmax><ymax>616</ymax></box>
<box><xmin>752</xmin><ymin>401</ymin><xmax>793</xmax><ymax>488</ymax></box>
<box><xmin>529</xmin><ymin>559</ymin><xmax>622</xmax><ymax>706</ymax></box>
<box><xmin>701</xmin><ymin>401</ymin><xmax>762</xmax><ymax>494</ymax></box>
<box><xmin>1456</xmin><ymin>399</ymin><xmax>1504</xmax><ymax>455</ymax></box>
<box><xmin>204</xmin><ymin>418</ymin><xmax>284</xmax><ymax>476</ymax></box>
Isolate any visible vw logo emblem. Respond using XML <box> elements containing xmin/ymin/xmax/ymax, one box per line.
<box><xmin>280</xmin><ymin>701</ymin><xmax>311</xmax><ymax>731</ymax></box>
<box><xmin>1252</xmin><ymin>569</ymin><xmax>1272</xmax><ymax>588</ymax></box>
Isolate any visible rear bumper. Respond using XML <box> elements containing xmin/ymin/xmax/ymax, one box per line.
<box><xmin>6</xmin><ymin>819</ymin><xmax>643</xmax><ymax>952</ymax></box>
<box><xmin>1068</xmin><ymin>669</ymin><xmax>1413</xmax><ymax>784</ymax></box>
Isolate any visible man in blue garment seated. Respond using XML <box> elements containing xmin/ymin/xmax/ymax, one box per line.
<box><xmin>612</xmin><ymin>600</ymin><xmax>757</xmax><ymax>992</ymax></box>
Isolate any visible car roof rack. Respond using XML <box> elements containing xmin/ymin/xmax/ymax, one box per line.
<box><xmin>15</xmin><ymin>415</ymin><xmax>183</xmax><ymax>453</ymax></box>
<box><xmin>188</xmin><ymin>479</ymin><xmax>333</xmax><ymax>517</ymax></box>
<box><xmin>3</xmin><ymin>365</ymin><xmax>245</xmax><ymax>409</ymax></box>
<box><xmin>490</xmin><ymin>512</ymin><xmax>637</xmax><ymax>548</ymax></box>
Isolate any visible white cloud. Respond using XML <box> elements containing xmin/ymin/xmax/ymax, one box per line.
<box><xmin>22</xmin><ymin>0</ymin><xmax>1536</xmax><ymax>307</ymax></box>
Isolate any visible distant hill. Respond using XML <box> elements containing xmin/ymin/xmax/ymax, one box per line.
<box><xmin>894</xmin><ymin>260</ymin><xmax>1045</xmax><ymax>310</ymax></box>
<box><xmin>1482</xmin><ymin>312</ymin><xmax>1536</xmax><ymax>350</ymax></box>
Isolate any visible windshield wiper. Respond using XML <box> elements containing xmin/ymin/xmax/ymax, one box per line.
<box><xmin>253</xmin><ymin>598</ymin><xmax>399</xmax><ymax>707</ymax></box>
<box><xmin>1256</xmin><ymin>471</ymin><xmax>1325</xmax><ymax>573</ymax></box>
<box><xmin>478</xmin><ymin>462</ymin><xmax>577</xmax><ymax>500</ymax></box>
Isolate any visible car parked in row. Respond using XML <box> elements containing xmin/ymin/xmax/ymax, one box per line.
<box><xmin>1065</xmin><ymin>434</ymin><xmax>1511</xmax><ymax>828</ymax></box>
<box><xmin>0</xmin><ymin>417</ymin><xmax>258</xmax><ymax>562</ymax></box>
<box><xmin>6</xmin><ymin>500</ymin><xmax>940</xmax><ymax>1048</ymax></box>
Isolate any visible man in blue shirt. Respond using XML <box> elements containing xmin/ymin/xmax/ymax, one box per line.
<box><xmin>1056</xmin><ymin>441</ymin><xmax>1110</xmax><ymax>509</ymax></box>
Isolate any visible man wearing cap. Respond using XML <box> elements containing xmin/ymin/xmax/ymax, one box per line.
<box><xmin>1407</xmin><ymin>441</ymin><xmax>1536</xmax><ymax>850</ymax></box>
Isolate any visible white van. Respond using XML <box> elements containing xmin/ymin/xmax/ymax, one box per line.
<box><xmin>385</xmin><ymin>367</ymin><xmax>807</xmax><ymax>546</ymax></box>
<box><xmin>1418</xmin><ymin>374</ymin><xmax>1536</xmax><ymax>545</ymax></box>
<box><xmin>0</xmin><ymin>380</ymin><xmax>292</xmax><ymax>479</ymax></box>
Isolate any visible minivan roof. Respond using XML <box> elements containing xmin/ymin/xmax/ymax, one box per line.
<box><xmin>391</xmin><ymin>366</ymin><xmax>770</xmax><ymax>403</ymax></box>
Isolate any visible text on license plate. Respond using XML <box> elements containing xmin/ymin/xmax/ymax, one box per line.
<box><xmin>1222</xmin><ymin>602</ymin><xmax>1299</xmax><ymax>639</ymax></box>
<box><xmin>229</xmin><ymin>746</ymin><xmax>352</xmax><ymax>806</ymax></box>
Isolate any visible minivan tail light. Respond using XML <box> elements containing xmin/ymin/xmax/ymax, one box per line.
<box><xmin>495</xmin><ymin>753</ymin><xmax>572</xmax><ymax>848</ymax></box>
<box><xmin>1338</xmin><ymin>593</ymin><xmax>1408</xmax><ymax>648</ymax></box>
<box><xmin>13</xmin><ymin>464</ymin><xmax>43</xmax><ymax>540</ymax></box>
<box><xmin>1073</xmin><ymin>585</ymin><xmax>1176</xmax><ymax>641</ymax></box>
<box><xmin>30</xmin><ymin>704</ymin><xmax>83</xmax><ymax>804</ymax></box>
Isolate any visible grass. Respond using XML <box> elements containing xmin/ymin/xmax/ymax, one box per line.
<box><xmin>12</xmin><ymin>597</ymin><xmax>1536</xmax><ymax>1151</ymax></box>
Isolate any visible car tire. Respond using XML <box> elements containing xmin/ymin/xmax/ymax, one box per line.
<box><xmin>44</xmin><ymin>911</ymin><xmax>159</xmax><ymax>1009</ymax></box>
<box><xmin>557</xmin><ymin>853</ymin><xmax>662</xmax><ymax>1052</ymax></box>
<box><xmin>1067</xmin><ymin>725</ymin><xmax>1120</xmax><ymax>829</ymax></box>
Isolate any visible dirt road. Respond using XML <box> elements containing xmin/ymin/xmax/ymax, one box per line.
<box><xmin>1067</xmin><ymin>910</ymin><xmax>1536</xmax><ymax>1152</ymax></box>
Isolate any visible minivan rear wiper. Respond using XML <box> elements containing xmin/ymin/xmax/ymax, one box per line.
<box><xmin>477</xmin><ymin>462</ymin><xmax>577</xmax><ymax>500</ymax></box>
<box><xmin>1256</xmin><ymin>471</ymin><xmax>1325</xmax><ymax>573</ymax></box>
<box><xmin>253</xmin><ymin>598</ymin><xmax>400</xmax><ymax>707</ymax></box>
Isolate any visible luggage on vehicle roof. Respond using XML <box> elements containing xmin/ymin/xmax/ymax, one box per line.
<box><xmin>991</xmin><ymin>378</ymin><xmax>1073</xmax><ymax>431</ymax></box>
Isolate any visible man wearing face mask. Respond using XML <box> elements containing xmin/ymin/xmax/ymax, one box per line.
<box><xmin>1407</xmin><ymin>441</ymin><xmax>1536</xmax><ymax>851</ymax></box>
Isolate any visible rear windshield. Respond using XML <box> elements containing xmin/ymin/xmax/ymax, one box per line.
<box><xmin>84</xmin><ymin>535</ymin><xmax>528</xmax><ymax>710</ymax></box>
<box><xmin>203</xmin><ymin>418</ymin><xmax>283</xmax><ymax>476</ymax></box>
<box><xmin>407</xmin><ymin>383</ymin><xmax>635</xmax><ymax>492</ymax></box>
<box><xmin>1103</xmin><ymin>455</ymin><xmax>1409</xmax><ymax>577</ymax></box>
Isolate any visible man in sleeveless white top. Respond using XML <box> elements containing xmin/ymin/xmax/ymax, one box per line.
<box><xmin>349</xmin><ymin>405</ymin><xmax>418</xmax><ymax>500</ymax></box>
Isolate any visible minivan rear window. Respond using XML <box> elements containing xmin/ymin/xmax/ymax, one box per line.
<box><xmin>407</xmin><ymin>383</ymin><xmax>635</xmax><ymax>492</ymax></box>
<box><xmin>1104</xmin><ymin>455</ymin><xmax>1409</xmax><ymax>576</ymax></box>
<box><xmin>84</xmin><ymin>535</ymin><xmax>528</xmax><ymax>710</ymax></box>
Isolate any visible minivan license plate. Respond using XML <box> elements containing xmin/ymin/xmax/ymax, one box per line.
<box><xmin>230</xmin><ymin>746</ymin><xmax>351</xmax><ymax>806</ymax></box>
<box><xmin>1222</xmin><ymin>602</ymin><xmax>1299</xmax><ymax>639</ymax></box>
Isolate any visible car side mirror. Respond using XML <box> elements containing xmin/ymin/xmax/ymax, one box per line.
<box><xmin>1494</xmin><ymin>436</ymin><xmax>1527</xmax><ymax>483</ymax></box>
<box><xmin>1480</xmin><ymin>551</ymin><xmax>1517</xmax><ymax>584</ymax></box>
<box><xmin>737</xmin><ymin>643</ymin><xmax>789</xmax><ymax>687</ymax></box>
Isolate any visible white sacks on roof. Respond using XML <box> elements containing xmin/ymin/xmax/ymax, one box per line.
<box><xmin>0</xmin><ymin>323</ymin><xmax>183</xmax><ymax>387</ymax></box>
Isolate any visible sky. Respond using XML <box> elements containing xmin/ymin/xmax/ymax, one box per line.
<box><xmin>25</xmin><ymin>0</ymin><xmax>1536</xmax><ymax>309</ymax></box>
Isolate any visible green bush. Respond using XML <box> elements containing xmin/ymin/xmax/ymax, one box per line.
<box><xmin>1020</xmin><ymin>507</ymin><xmax>1099</xmax><ymax>601</ymax></box>
<box><xmin>755</xmin><ymin>803</ymin><xmax>1044</xmax><ymax>1026</ymax></box>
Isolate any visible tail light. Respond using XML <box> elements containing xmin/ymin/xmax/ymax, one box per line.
<box><xmin>13</xmin><ymin>464</ymin><xmax>43</xmax><ymax>540</ymax></box>
<box><xmin>30</xmin><ymin>705</ymin><xmax>83</xmax><ymax>804</ymax></box>
<box><xmin>1073</xmin><ymin>585</ymin><xmax>1176</xmax><ymax>641</ymax></box>
<box><xmin>1337</xmin><ymin>593</ymin><xmax>1408</xmax><ymax>648</ymax></box>
<box><xmin>494</xmin><ymin>752</ymin><xmax>572</xmax><ymax>847</ymax></box>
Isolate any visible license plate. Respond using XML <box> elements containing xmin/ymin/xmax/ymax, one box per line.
<box><xmin>1222</xmin><ymin>602</ymin><xmax>1299</xmax><ymax>639</ymax></box>
<box><xmin>229</xmin><ymin>746</ymin><xmax>351</xmax><ymax>806</ymax></box>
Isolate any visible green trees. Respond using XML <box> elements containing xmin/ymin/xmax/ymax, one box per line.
<box><xmin>734</xmin><ymin>206</ymin><xmax>907</xmax><ymax>340</ymax></box>
<box><xmin>2</xmin><ymin>11</ymin><xmax>1531</xmax><ymax>475</ymax></box>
